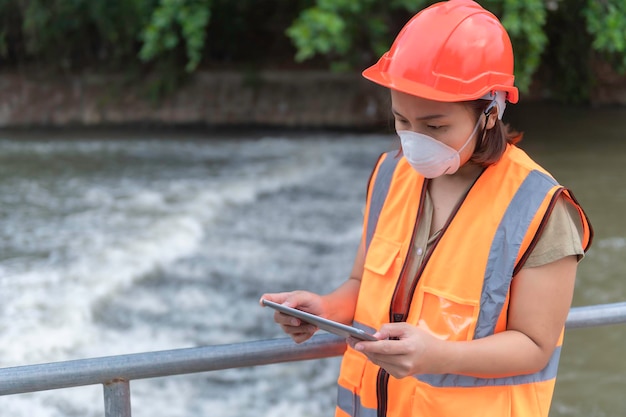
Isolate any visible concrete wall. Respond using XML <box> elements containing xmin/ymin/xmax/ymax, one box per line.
<box><xmin>1</xmin><ymin>69</ymin><xmax>624</xmax><ymax>129</ymax></box>
<box><xmin>0</xmin><ymin>71</ymin><xmax>391</xmax><ymax>129</ymax></box>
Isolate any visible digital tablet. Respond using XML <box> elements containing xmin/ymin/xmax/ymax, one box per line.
<box><xmin>261</xmin><ymin>299</ymin><xmax>377</xmax><ymax>341</ymax></box>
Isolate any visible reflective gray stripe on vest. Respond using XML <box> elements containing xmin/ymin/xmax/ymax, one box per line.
<box><xmin>337</xmin><ymin>385</ymin><xmax>378</xmax><ymax>417</ymax></box>
<box><xmin>477</xmin><ymin>170</ymin><xmax>558</xmax><ymax>339</ymax></box>
<box><xmin>418</xmin><ymin>346</ymin><xmax>562</xmax><ymax>387</ymax></box>
<box><xmin>417</xmin><ymin>170</ymin><xmax>560</xmax><ymax>387</ymax></box>
<box><xmin>365</xmin><ymin>152</ymin><xmax>400</xmax><ymax>253</ymax></box>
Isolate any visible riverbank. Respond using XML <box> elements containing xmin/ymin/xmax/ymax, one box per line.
<box><xmin>1</xmin><ymin>69</ymin><xmax>625</xmax><ymax>129</ymax></box>
<box><xmin>0</xmin><ymin>71</ymin><xmax>389</xmax><ymax>130</ymax></box>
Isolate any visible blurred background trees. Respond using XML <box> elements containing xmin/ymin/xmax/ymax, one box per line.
<box><xmin>0</xmin><ymin>0</ymin><xmax>624</xmax><ymax>104</ymax></box>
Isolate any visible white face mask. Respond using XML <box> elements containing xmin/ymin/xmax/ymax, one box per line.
<box><xmin>397</xmin><ymin>112</ymin><xmax>484</xmax><ymax>178</ymax></box>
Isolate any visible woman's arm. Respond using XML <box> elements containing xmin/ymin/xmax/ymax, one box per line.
<box><xmin>444</xmin><ymin>254</ymin><xmax>577</xmax><ymax>376</ymax></box>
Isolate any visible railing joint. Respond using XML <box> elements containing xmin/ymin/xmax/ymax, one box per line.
<box><xmin>103</xmin><ymin>378</ymin><xmax>132</xmax><ymax>417</ymax></box>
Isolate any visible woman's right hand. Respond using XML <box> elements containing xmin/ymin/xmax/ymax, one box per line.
<box><xmin>259</xmin><ymin>290</ymin><xmax>326</xmax><ymax>344</ymax></box>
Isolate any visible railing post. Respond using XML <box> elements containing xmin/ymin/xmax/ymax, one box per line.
<box><xmin>103</xmin><ymin>379</ymin><xmax>132</xmax><ymax>417</ymax></box>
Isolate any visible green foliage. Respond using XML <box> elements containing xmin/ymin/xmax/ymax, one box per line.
<box><xmin>135</xmin><ymin>0</ymin><xmax>211</xmax><ymax>99</ymax></box>
<box><xmin>287</xmin><ymin>0</ymin><xmax>546</xmax><ymax>92</ymax></box>
<box><xmin>0</xmin><ymin>0</ymin><xmax>14</xmax><ymax>58</ymax></box>
<box><xmin>86</xmin><ymin>0</ymin><xmax>156</xmax><ymax>63</ymax></box>
<box><xmin>2</xmin><ymin>0</ymin><xmax>154</xmax><ymax>68</ymax></box>
<box><xmin>286</xmin><ymin>0</ymin><xmax>625</xmax><ymax>102</ymax></box>
<box><xmin>494</xmin><ymin>0</ymin><xmax>548</xmax><ymax>93</ymax></box>
<box><xmin>0</xmin><ymin>0</ymin><xmax>211</xmax><ymax>73</ymax></box>
<box><xmin>0</xmin><ymin>0</ymin><xmax>624</xmax><ymax>104</ymax></box>
<box><xmin>286</xmin><ymin>7</ymin><xmax>350</xmax><ymax>62</ymax></box>
<box><xmin>286</xmin><ymin>0</ymin><xmax>431</xmax><ymax>69</ymax></box>
<box><xmin>584</xmin><ymin>0</ymin><xmax>626</xmax><ymax>72</ymax></box>
<box><xmin>540</xmin><ymin>0</ymin><xmax>593</xmax><ymax>104</ymax></box>
<box><xmin>139</xmin><ymin>0</ymin><xmax>211</xmax><ymax>73</ymax></box>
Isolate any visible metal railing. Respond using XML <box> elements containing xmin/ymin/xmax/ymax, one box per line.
<box><xmin>1</xmin><ymin>302</ymin><xmax>626</xmax><ymax>417</ymax></box>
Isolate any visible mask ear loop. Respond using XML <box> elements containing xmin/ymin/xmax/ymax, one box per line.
<box><xmin>478</xmin><ymin>98</ymin><xmax>497</xmax><ymax>145</ymax></box>
<box><xmin>484</xmin><ymin>99</ymin><xmax>497</xmax><ymax>117</ymax></box>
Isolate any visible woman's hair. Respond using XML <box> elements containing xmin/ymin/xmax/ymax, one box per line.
<box><xmin>465</xmin><ymin>99</ymin><xmax>523</xmax><ymax>167</ymax></box>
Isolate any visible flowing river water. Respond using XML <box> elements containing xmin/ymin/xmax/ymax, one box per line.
<box><xmin>0</xmin><ymin>103</ymin><xmax>624</xmax><ymax>416</ymax></box>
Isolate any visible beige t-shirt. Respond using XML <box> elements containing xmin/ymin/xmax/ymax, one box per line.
<box><xmin>399</xmin><ymin>192</ymin><xmax>585</xmax><ymax>299</ymax></box>
<box><xmin>523</xmin><ymin>196</ymin><xmax>584</xmax><ymax>267</ymax></box>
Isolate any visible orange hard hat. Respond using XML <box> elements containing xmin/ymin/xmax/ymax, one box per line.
<box><xmin>362</xmin><ymin>0</ymin><xmax>519</xmax><ymax>103</ymax></box>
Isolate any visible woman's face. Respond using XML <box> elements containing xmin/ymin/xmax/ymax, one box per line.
<box><xmin>391</xmin><ymin>89</ymin><xmax>482</xmax><ymax>168</ymax></box>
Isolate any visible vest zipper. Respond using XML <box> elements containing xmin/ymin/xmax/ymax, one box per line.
<box><xmin>376</xmin><ymin>368</ymin><xmax>390</xmax><ymax>417</ymax></box>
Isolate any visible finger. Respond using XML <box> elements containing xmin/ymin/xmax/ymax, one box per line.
<box><xmin>375</xmin><ymin>323</ymin><xmax>411</xmax><ymax>340</ymax></box>
<box><xmin>346</xmin><ymin>336</ymin><xmax>360</xmax><ymax>349</ymax></box>
<box><xmin>281</xmin><ymin>322</ymin><xmax>318</xmax><ymax>336</ymax></box>
<box><xmin>274</xmin><ymin>311</ymin><xmax>302</xmax><ymax>326</ymax></box>
<box><xmin>259</xmin><ymin>292</ymin><xmax>292</xmax><ymax>306</ymax></box>
<box><xmin>355</xmin><ymin>338</ymin><xmax>404</xmax><ymax>356</ymax></box>
<box><xmin>260</xmin><ymin>291</ymin><xmax>317</xmax><ymax>313</ymax></box>
<box><xmin>280</xmin><ymin>290</ymin><xmax>316</xmax><ymax>310</ymax></box>
<box><xmin>292</xmin><ymin>332</ymin><xmax>314</xmax><ymax>344</ymax></box>
<box><xmin>286</xmin><ymin>325</ymin><xmax>318</xmax><ymax>343</ymax></box>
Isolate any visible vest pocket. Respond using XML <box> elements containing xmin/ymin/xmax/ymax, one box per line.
<box><xmin>417</xmin><ymin>289</ymin><xmax>479</xmax><ymax>341</ymax></box>
<box><xmin>364</xmin><ymin>235</ymin><xmax>401</xmax><ymax>277</ymax></box>
<box><xmin>337</xmin><ymin>348</ymin><xmax>368</xmax><ymax>390</ymax></box>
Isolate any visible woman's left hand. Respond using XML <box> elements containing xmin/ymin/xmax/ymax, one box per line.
<box><xmin>347</xmin><ymin>323</ymin><xmax>445</xmax><ymax>379</ymax></box>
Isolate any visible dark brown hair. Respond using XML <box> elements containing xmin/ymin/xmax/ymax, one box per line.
<box><xmin>465</xmin><ymin>100</ymin><xmax>523</xmax><ymax>167</ymax></box>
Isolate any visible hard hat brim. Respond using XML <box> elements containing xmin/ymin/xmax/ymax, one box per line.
<box><xmin>362</xmin><ymin>65</ymin><xmax>519</xmax><ymax>104</ymax></box>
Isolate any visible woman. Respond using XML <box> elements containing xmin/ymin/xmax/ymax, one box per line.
<box><xmin>261</xmin><ymin>1</ymin><xmax>593</xmax><ymax>416</ymax></box>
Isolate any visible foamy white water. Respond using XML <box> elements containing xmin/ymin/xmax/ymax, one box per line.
<box><xmin>0</xmin><ymin>132</ymin><xmax>392</xmax><ymax>416</ymax></box>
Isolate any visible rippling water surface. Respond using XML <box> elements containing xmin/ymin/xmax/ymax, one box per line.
<box><xmin>0</xmin><ymin>103</ymin><xmax>625</xmax><ymax>416</ymax></box>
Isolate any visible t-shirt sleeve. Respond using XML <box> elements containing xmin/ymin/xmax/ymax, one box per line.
<box><xmin>523</xmin><ymin>194</ymin><xmax>585</xmax><ymax>269</ymax></box>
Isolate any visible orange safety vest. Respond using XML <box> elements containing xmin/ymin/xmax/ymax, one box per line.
<box><xmin>336</xmin><ymin>145</ymin><xmax>593</xmax><ymax>417</ymax></box>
